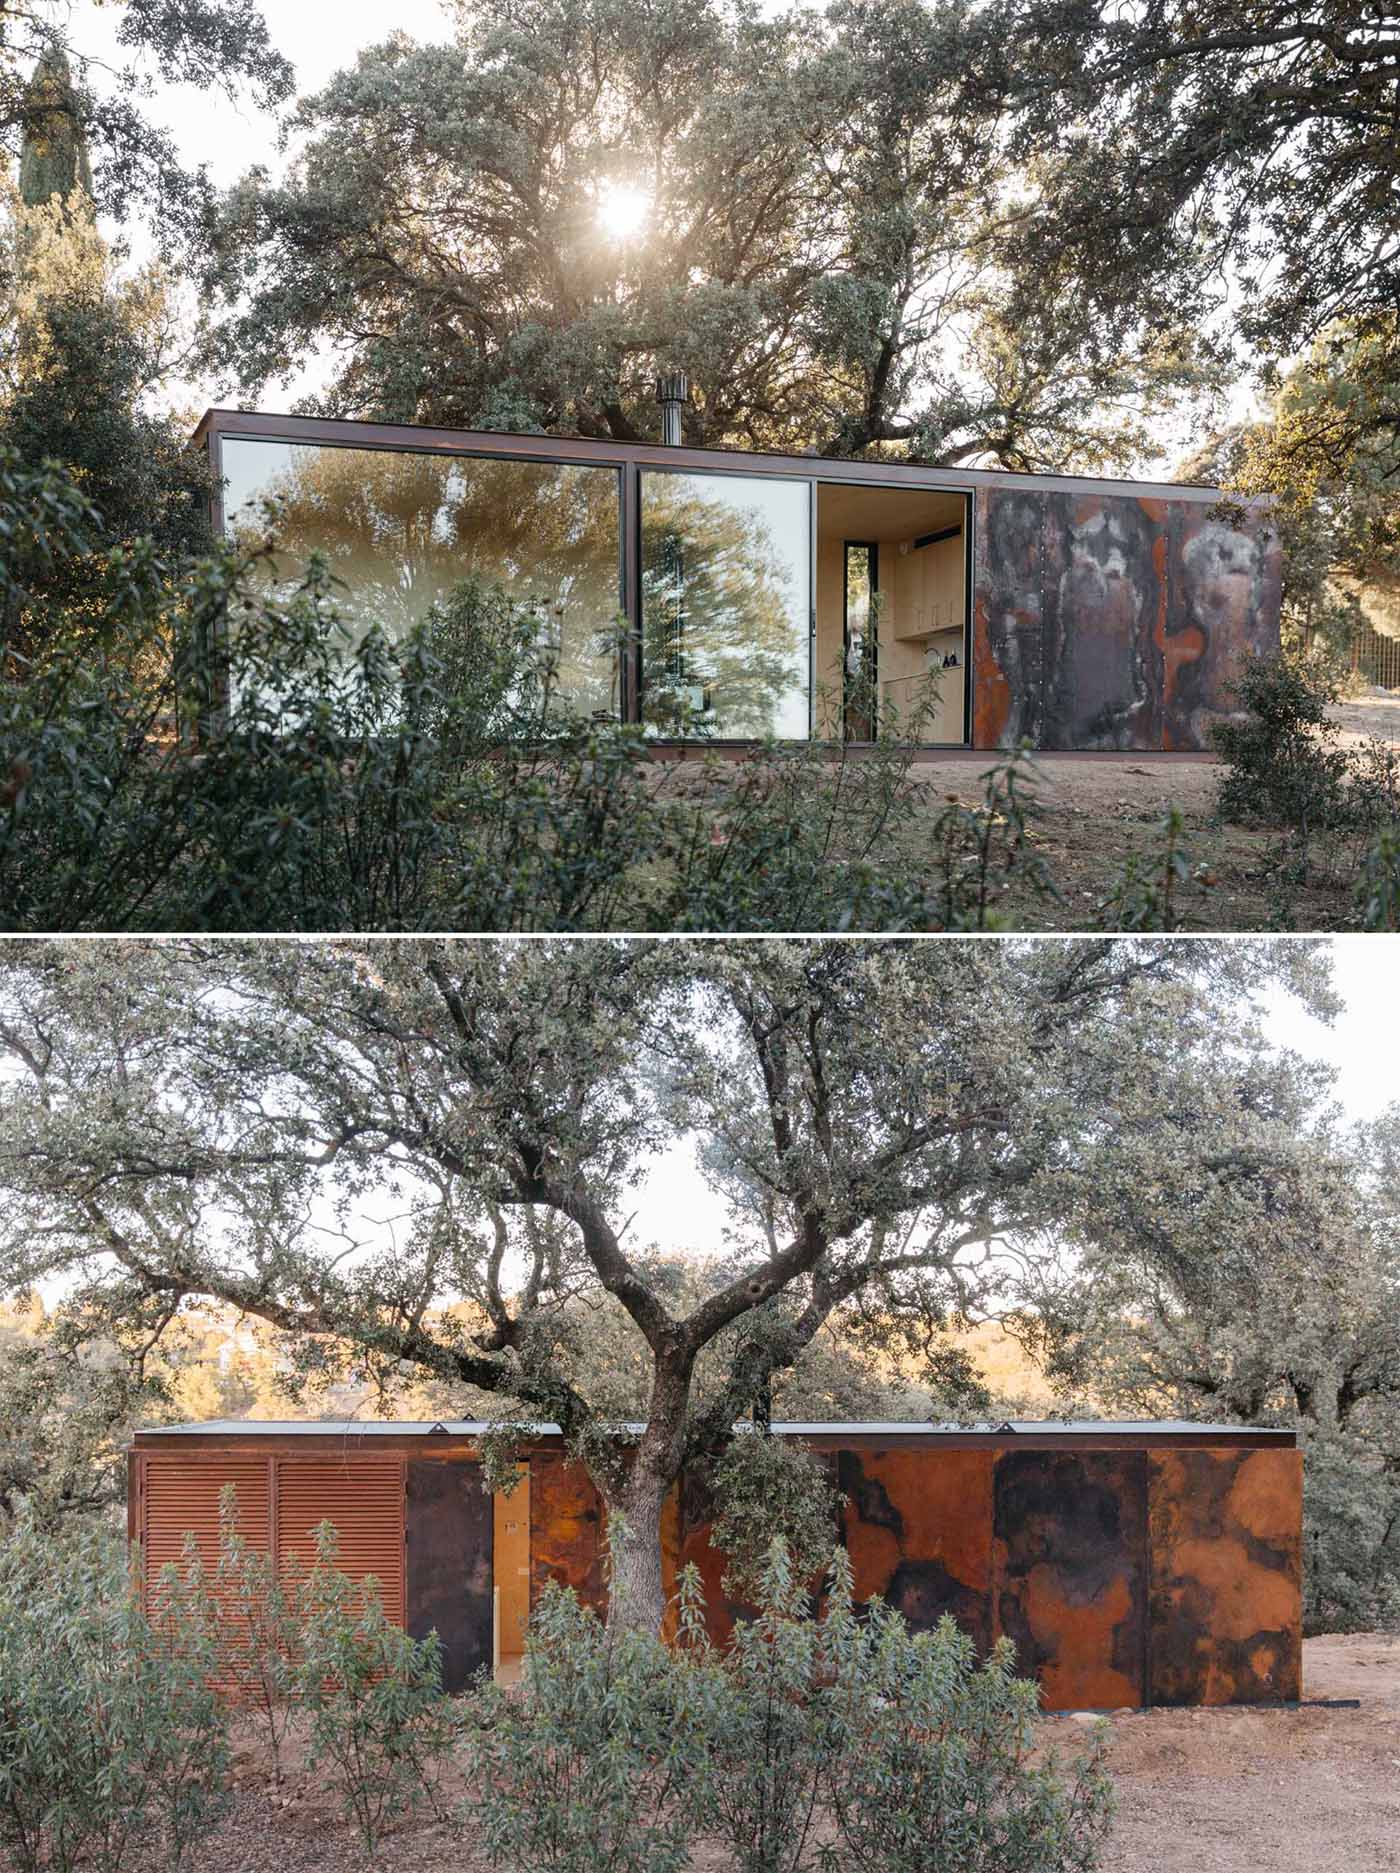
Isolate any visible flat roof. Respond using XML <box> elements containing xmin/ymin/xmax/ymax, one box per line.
<box><xmin>132</xmin><ymin>1418</ymin><xmax>1296</xmax><ymax>1447</ymax></box>
<box><xmin>192</xmin><ymin>406</ymin><xmax>1251</xmax><ymax>508</ymax></box>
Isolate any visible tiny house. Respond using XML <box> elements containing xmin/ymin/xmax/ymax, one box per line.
<box><xmin>195</xmin><ymin>407</ymin><xmax>1281</xmax><ymax>754</ymax></box>
<box><xmin>129</xmin><ymin>1418</ymin><xmax>1302</xmax><ymax>1710</ymax></box>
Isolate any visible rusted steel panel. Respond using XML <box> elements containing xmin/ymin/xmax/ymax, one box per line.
<box><xmin>973</xmin><ymin>486</ymin><xmax>1278</xmax><ymax>752</ymax></box>
<box><xmin>140</xmin><ymin>1452</ymin><xmax>271</xmax><ymax>1577</ymax></box>
<box><xmin>993</xmin><ymin>1449</ymin><xmax>1147</xmax><ymax>1710</ymax></box>
<box><xmin>1164</xmin><ymin>505</ymin><xmax>1283</xmax><ymax>750</ymax></box>
<box><xmin>1148</xmin><ymin>1447</ymin><xmax>1302</xmax><ymax>1705</ymax></box>
<box><xmin>405</xmin><ymin>1459</ymin><xmax>492</xmax><ymax>1692</ymax></box>
<box><xmin>275</xmin><ymin>1456</ymin><xmax>405</xmax><ymax>1625</ymax></box>
<box><xmin>973</xmin><ymin>486</ymin><xmax>1045</xmax><ymax>747</ymax></box>
<box><xmin>529</xmin><ymin>1452</ymin><xmax>607</xmax><ymax>1619</ymax></box>
<box><xmin>838</xmin><ymin>1447</ymin><xmax>994</xmax><ymax>1650</ymax></box>
<box><xmin>1041</xmin><ymin>494</ymin><xmax>1167</xmax><ymax>750</ymax></box>
<box><xmin>672</xmin><ymin>1466</ymin><xmax>754</xmax><ymax>1647</ymax></box>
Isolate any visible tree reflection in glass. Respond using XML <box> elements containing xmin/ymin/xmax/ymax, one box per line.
<box><xmin>640</xmin><ymin>471</ymin><xmax>811</xmax><ymax>739</ymax></box>
<box><xmin>221</xmin><ymin>439</ymin><xmax>624</xmax><ymax>719</ymax></box>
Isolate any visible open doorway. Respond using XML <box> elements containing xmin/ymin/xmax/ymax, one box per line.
<box><xmin>815</xmin><ymin>483</ymin><xmax>970</xmax><ymax>742</ymax></box>
<box><xmin>492</xmin><ymin>1467</ymin><xmax>530</xmax><ymax>1683</ymax></box>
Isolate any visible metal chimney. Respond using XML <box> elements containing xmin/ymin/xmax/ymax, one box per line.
<box><xmin>655</xmin><ymin>370</ymin><xmax>689</xmax><ymax>446</ymax></box>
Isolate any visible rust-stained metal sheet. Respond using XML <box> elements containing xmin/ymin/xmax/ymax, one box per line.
<box><xmin>973</xmin><ymin>486</ymin><xmax>1278</xmax><ymax>751</ymax></box>
<box><xmin>529</xmin><ymin>1452</ymin><xmax>607</xmax><ymax>1619</ymax></box>
<box><xmin>839</xmin><ymin>1447</ymin><xmax>993</xmax><ymax>1650</ymax></box>
<box><xmin>405</xmin><ymin>1459</ymin><xmax>492</xmax><ymax>1692</ymax></box>
<box><xmin>1148</xmin><ymin>1447</ymin><xmax>1302</xmax><ymax>1705</ymax></box>
<box><xmin>993</xmin><ymin>1449</ymin><xmax>1148</xmax><ymax>1710</ymax></box>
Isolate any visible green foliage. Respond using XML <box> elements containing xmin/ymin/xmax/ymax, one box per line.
<box><xmin>17</xmin><ymin>47</ymin><xmax>92</xmax><ymax>209</ymax></box>
<box><xmin>1094</xmin><ymin>807</ymin><xmax>1201</xmax><ymax>932</ymax></box>
<box><xmin>0</xmin><ymin>1512</ymin><xmax>229</xmax><ymax>1873</ymax></box>
<box><xmin>694</xmin><ymin>1541</ymin><xmax>1113</xmax><ymax>1873</ymax></box>
<box><xmin>709</xmin><ymin>1433</ymin><xmax>842</xmax><ymax>1602</ymax></box>
<box><xmin>469</xmin><ymin>1536</ymin><xmax>1112</xmax><ymax>1873</ymax></box>
<box><xmin>1213</xmin><ymin>652</ymin><xmax>1400</xmax><ymax>917</ymax></box>
<box><xmin>1</xmin><ymin>4</ymin><xmax>292</xmax><ymax>233</ymax></box>
<box><xmin>1213</xmin><ymin>655</ymin><xmax>1353</xmax><ymax>836</ymax></box>
<box><xmin>1356</xmin><ymin>822</ymin><xmax>1400</xmax><ymax>931</ymax></box>
<box><xmin>295</xmin><ymin>1521</ymin><xmax>455</xmax><ymax>1854</ymax></box>
<box><xmin>205</xmin><ymin>0</ymin><xmax>1215</xmax><ymax>472</ymax></box>
<box><xmin>1302</xmin><ymin>1431</ymin><xmax>1400</xmax><ymax>1636</ymax></box>
<box><xmin>206</xmin><ymin>1486</ymin><xmax>302</xmax><ymax>1785</ymax></box>
<box><xmin>917</xmin><ymin>744</ymin><xmax>1059</xmax><ymax>930</ymax></box>
<box><xmin>465</xmin><ymin>1562</ymin><xmax>714</xmax><ymax>1873</ymax></box>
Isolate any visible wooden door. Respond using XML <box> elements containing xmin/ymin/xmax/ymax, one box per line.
<box><xmin>405</xmin><ymin>1459</ymin><xmax>492</xmax><ymax>1692</ymax></box>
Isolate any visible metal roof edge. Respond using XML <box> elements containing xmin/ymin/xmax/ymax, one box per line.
<box><xmin>190</xmin><ymin>406</ymin><xmax>1268</xmax><ymax>509</ymax></box>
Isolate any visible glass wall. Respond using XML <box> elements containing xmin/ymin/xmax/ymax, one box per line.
<box><xmin>221</xmin><ymin>438</ymin><xmax>625</xmax><ymax>718</ymax></box>
<box><xmin>639</xmin><ymin>470</ymin><xmax>811</xmax><ymax>738</ymax></box>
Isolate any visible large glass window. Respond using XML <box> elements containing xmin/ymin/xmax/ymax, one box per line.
<box><xmin>639</xmin><ymin>470</ymin><xmax>811</xmax><ymax>738</ymax></box>
<box><xmin>220</xmin><ymin>438</ymin><xmax>625</xmax><ymax>718</ymax></box>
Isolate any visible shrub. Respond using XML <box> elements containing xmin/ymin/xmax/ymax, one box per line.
<box><xmin>1212</xmin><ymin>653</ymin><xmax>1353</xmax><ymax>836</ymax></box>
<box><xmin>692</xmin><ymin>1539</ymin><xmax>836</xmax><ymax>1873</ymax></box>
<box><xmin>709</xmin><ymin>1432</ymin><xmax>843</xmax><ymax>1601</ymax></box>
<box><xmin>1094</xmin><ymin>807</ymin><xmax>1202</xmax><ymax>931</ymax></box>
<box><xmin>820</xmin><ymin>1570</ymin><xmax>1115</xmax><ymax>1873</ymax></box>
<box><xmin>295</xmin><ymin>1522</ymin><xmax>456</xmax><ymax>1853</ymax></box>
<box><xmin>691</xmin><ymin>1540</ymin><xmax>1113</xmax><ymax>1873</ymax></box>
<box><xmin>0</xmin><ymin>1512</ymin><xmax>229</xmax><ymax>1873</ymax></box>
<box><xmin>205</xmin><ymin>1485</ymin><xmax>303</xmax><ymax>1785</ymax></box>
<box><xmin>463</xmin><ymin>1557</ymin><xmax>714</xmax><ymax>1873</ymax></box>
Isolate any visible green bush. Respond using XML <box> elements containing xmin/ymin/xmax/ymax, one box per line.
<box><xmin>820</xmin><ymin>1567</ymin><xmax>1114</xmax><ymax>1873</ymax></box>
<box><xmin>464</xmin><ymin>1562</ymin><xmax>714</xmax><ymax>1873</ymax></box>
<box><xmin>709</xmin><ymin>1432</ymin><xmax>842</xmax><ymax>1602</ymax></box>
<box><xmin>1302</xmin><ymin>1431</ymin><xmax>1400</xmax><ymax>1635</ymax></box>
<box><xmin>691</xmin><ymin>1541</ymin><xmax>1113</xmax><ymax>1873</ymax></box>
<box><xmin>0</xmin><ymin>1513</ymin><xmax>229</xmax><ymax>1873</ymax></box>
<box><xmin>1212</xmin><ymin>653</ymin><xmax>1354</xmax><ymax>835</ymax></box>
<box><xmin>294</xmin><ymin>1522</ymin><xmax>456</xmax><ymax>1854</ymax></box>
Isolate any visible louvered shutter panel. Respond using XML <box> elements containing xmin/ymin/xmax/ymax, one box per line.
<box><xmin>275</xmin><ymin>1457</ymin><xmax>405</xmax><ymax>1625</ymax></box>
<box><xmin>140</xmin><ymin>1453</ymin><xmax>271</xmax><ymax>1578</ymax></box>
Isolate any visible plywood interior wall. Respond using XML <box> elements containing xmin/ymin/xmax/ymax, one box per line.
<box><xmin>815</xmin><ymin>483</ymin><xmax>968</xmax><ymax>742</ymax></box>
<box><xmin>494</xmin><ymin>1467</ymin><xmax>531</xmax><ymax>1658</ymax></box>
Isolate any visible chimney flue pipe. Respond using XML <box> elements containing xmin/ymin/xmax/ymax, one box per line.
<box><xmin>655</xmin><ymin>370</ymin><xmax>689</xmax><ymax>446</ymax></box>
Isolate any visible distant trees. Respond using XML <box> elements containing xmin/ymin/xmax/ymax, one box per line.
<box><xmin>0</xmin><ymin>0</ymin><xmax>292</xmax><ymax>238</ymax></box>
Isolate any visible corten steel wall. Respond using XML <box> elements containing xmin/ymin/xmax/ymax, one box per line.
<box><xmin>196</xmin><ymin>407</ymin><xmax>1279</xmax><ymax>754</ymax></box>
<box><xmin>648</xmin><ymin>1435</ymin><xmax>1301</xmax><ymax>1709</ymax></box>
<box><xmin>132</xmin><ymin>1425</ymin><xmax>1301</xmax><ymax>1710</ymax></box>
<box><xmin>972</xmin><ymin>486</ymin><xmax>1283</xmax><ymax>751</ymax></box>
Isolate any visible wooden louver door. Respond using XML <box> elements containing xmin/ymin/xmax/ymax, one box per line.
<box><xmin>405</xmin><ymin>1460</ymin><xmax>493</xmax><ymax>1693</ymax></box>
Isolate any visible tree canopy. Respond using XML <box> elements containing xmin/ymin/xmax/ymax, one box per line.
<box><xmin>202</xmin><ymin>0</ymin><xmax>1217</xmax><ymax>471</ymax></box>
<box><xmin>0</xmin><ymin>935</ymin><xmax>1334</xmax><ymax>1628</ymax></box>
<box><xmin>1</xmin><ymin>0</ymin><xmax>292</xmax><ymax>238</ymax></box>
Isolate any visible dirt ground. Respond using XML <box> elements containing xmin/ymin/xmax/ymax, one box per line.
<box><xmin>191</xmin><ymin>1632</ymin><xmax>1400</xmax><ymax>1873</ymax></box>
<box><xmin>883</xmin><ymin>693</ymin><xmax>1400</xmax><ymax>933</ymax></box>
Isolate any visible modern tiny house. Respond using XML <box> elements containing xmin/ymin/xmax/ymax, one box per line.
<box><xmin>129</xmin><ymin>1419</ymin><xmax>1302</xmax><ymax>1710</ymax></box>
<box><xmin>194</xmin><ymin>408</ymin><xmax>1281</xmax><ymax>754</ymax></box>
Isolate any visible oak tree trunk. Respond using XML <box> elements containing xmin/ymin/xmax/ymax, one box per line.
<box><xmin>603</xmin><ymin>1461</ymin><xmax>672</xmax><ymax>1636</ymax></box>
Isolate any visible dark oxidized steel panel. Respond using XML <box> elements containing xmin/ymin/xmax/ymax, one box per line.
<box><xmin>993</xmin><ymin>1450</ymin><xmax>1147</xmax><ymax>1710</ymax></box>
<box><xmin>973</xmin><ymin>486</ymin><xmax>1046</xmax><ymax>747</ymax></box>
<box><xmin>1148</xmin><ymin>1448</ymin><xmax>1302</xmax><ymax>1705</ymax></box>
<box><xmin>405</xmin><ymin>1459</ymin><xmax>492</xmax><ymax>1692</ymax></box>
<box><xmin>1164</xmin><ymin>504</ymin><xmax>1284</xmax><ymax>750</ymax></box>
<box><xmin>1040</xmin><ymin>494</ymin><xmax>1167</xmax><ymax>750</ymax></box>
<box><xmin>974</xmin><ymin>487</ymin><xmax>1278</xmax><ymax>751</ymax></box>
<box><xmin>838</xmin><ymin>1448</ymin><xmax>994</xmax><ymax>1650</ymax></box>
<box><xmin>529</xmin><ymin>1452</ymin><xmax>607</xmax><ymax>1619</ymax></box>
